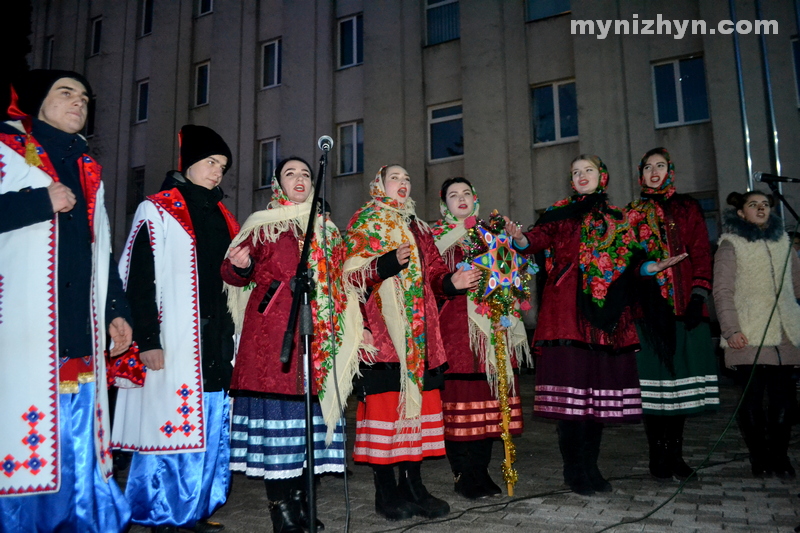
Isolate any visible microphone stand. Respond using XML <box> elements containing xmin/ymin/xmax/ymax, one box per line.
<box><xmin>280</xmin><ymin>147</ymin><xmax>330</xmax><ymax>533</ymax></box>
<box><xmin>764</xmin><ymin>180</ymin><xmax>799</xmax><ymax>225</ymax></box>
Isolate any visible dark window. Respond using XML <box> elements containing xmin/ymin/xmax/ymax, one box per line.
<box><xmin>339</xmin><ymin>14</ymin><xmax>363</xmax><ymax>68</ymax></box>
<box><xmin>141</xmin><ymin>0</ymin><xmax>154</xmax><ymax>35</ymax></box>
<box><xmin>338</xmin><ymin>122</ymin><xmax>364</xmax><ymax>174</ymax></box>
<box><xmin>90</xmin><ymin>18</ymin><xmax>102</xmax><ymax>56</ymax></box>
<box><xmin>427</xmin><ymin>0</ymin><xmax>459</xmax><ymax>45</ymax></box>
<box><xmin>259</xmin><ymin>138</ymin><xmax>280</xmax><ymax>188</ymax></box>
<box><xmin>127</xmin><ymin>167</ymin><xmax>146</xmax><ymax>215</ymax></box>
<box><xmin>653</xmin><ymin>57</ymin><xmax>709</xmax><ymax>127</ymax></box>
<box><xmin>84</xmin><ymin>98</ymin><xmax>96</xmax><ymax>137</ymax></box>
<box><xmin>429</xmin><ymin>104</ymin><xmax>464</xmax><ymax>160</ymax></box>
<box><xmin>793</xmin><ymin>38</ymin><xmax>800</xmax><ymax>105</ymax></box>
<box><xmin>531</xmin><ymin>81</ymin><xmax>578</xmax><ymax>144</ymax></box>
<box><xmin>195</xmin><ymin>62</ymin><xmax>209</xmax><ymax>106</ymax></box>
<box><xmin>197</xmin><ymin>0</ymin><xmax>213</xmax><ymax>16</ymax></box>
<box><xmin>526</xmin><ymin>0</ymin><xmax>570</xmax><ymax>21</ymax></box>
<box><xmin>136</xmin><ymin>81</ymin><xmax>149</xmax><ymax>122</ymax></box>
<box><xmin>262</xmin><ymin>39</ymin><xmax>282</xmax><ymax>88</ymax></box>
<box><xmin>43</xmin><ymin>36</ymin><xmax>54</xmax><ymax>69</ymax></box>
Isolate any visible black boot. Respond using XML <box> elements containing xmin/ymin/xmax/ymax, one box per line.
<box><xmin>290</xmin><ymin>489</ymin><xmax>325</xmax><ymax>531</ymax></box>
<box><xmin>397</xmin><ymin>461</ymin><xmax>450</xmax><ymax>518</ymax></box>
<box><xmin>643</xmin><ymin>415</ymin><xmax>672</xmax><ymax>480</ymax></box>
<box><xmin>557</xmin><ymin>420</ymin><xmax>594</xmax><ymax>495</ymax></box>
<box><xmin>768</xmin><ymin>408</ymin><xmax>796</xmax><ymax>479</ymax></box>
<box><xmin>446</xmin><ymin>440</ymin><xmax>483</xmax><ymax>499</ymax></box>
<box><xmin>584</xmin><ymin>420</ymin><xmax>612</xmax><ymax>492</ymax></box>
<box><xmin>372</xmin><ymin>465</ymin><xmax>416</xmax><ymax>521</ymax></box>
<box><xmin>738</xmin><ymin>407</ymin><xmax>772</xmax><ymax>477</ymax></box>
<box><xmin>473</xmin><ymin>439</ymin><xmax>502</xmax><ymax>497</ymax></box>
<box><xmin>664</xmin><ymin>415</ymin><xmax>694</xmax><ymax>480</ymax></box>
<box><xmin>268</xmin><ymin>500</ymin><xmax>304</xmax><ymax>533</ymax></box>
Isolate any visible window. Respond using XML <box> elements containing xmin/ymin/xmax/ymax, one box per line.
<box><xmin>338</xmin><ymin>122</ymin><xmax>364</xmax><ymax>175</ymax></box>
<box><xmin>136</xmin><ymin>80</ymin><xmax>149</xmax><ymax>123</ymax></box>
<box><xmin>793</xmin><ymin>38</ymin><xmax>800</xmax><ymax>106</ymax></box>
<box><xmin>84</xmin><ymin>98</ymin><xmax>96</xmax><ymax>137</ymax></box>
<box><xmin>526</xmin><ymin>0</ymin><xmax>570</xmax><ymax>21</ymax></box>
<box><xmin>429</xmin><ymin>103</ymin><xmax>463</xmax><ymax>161</ymax></box>
<box><xmin>90</xmin><ymin>17</ymin><xmax>102</xmax><ymax>56</ymax></box>
<box><xmin>259</xmin><ymin>138</ymin><xmax>280</xmax><ymax>189</ymax></box>
<box><xmin>43</xmin><ymin>36</ymin><xmax>54</xmax><ymax>69</ymax></box>
<box><xmin>140</xmin><ymin>0</ymin><xmax>154</xmax><ymax>36</ymax></box>
<box><xmin>531</xmin><ymin>80</ymin><xmax>578</xmax><ymax>145</ymax></box>
<box><xmin>339</xmin><ymin>14</ymin><xmax>363</xmax><ymax>68</ymax></box>
<box><xmin>127</xmin><ymin>167</ymin><xmax>146</xmax><ymax>215</ymax></box>
<box><xmin>427</xmin><ymin>0</ymin><xmax>459</xmax><ymax>45</ymax></box>
<box><xmin>195</xmin><ymin>62</ymin><xmax>210</xmax><ymax>106</ymax></box>
<box><xmin>261</xmin><ymin>39</ymin><xmax>282</xmax><ymax>89</ymax></box>
<box><xmin>689</xmin><ymin>192</ymin><xmax>720</xmax><ymax>242</ymax></box>
<box><xmin>652</xmin><ymin>57</ymin><xmax>709</xmax><ymax>127</ymax></box>
<box><xmin>197</xmin><ymin>0</ymin><xmax>213</xmax><ymax>16</ymax></box>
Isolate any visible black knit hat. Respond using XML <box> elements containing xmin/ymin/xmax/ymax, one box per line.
<box><xmin>13</xmin><ymin>69</ymin><xmax>93</xmax><ymax>117</ymax></box>
<box><xmin>179</xmin><ymin>124</ymin><xmax>233</xmax><ymax>175</ymax></box>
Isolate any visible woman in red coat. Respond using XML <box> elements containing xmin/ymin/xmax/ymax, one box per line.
<box><xmin>344</xmin><ymin>165</ymin><xmax>480</xmax><ymax>521</ymax></box>
<box><xmin>626</xmin><ymin>147</ymin><xmax>719</xmax><ymax>481</ymax></box>
<box><xmin>431</xmin><ymin>177</ymin><xmax>530</xmax><ymax>499</ymax></box>
<box><xmin>505</xmin><ymin>155</ymin><xmax>685</xmax><ymax>496</ymax></box>
<box><xmin>221</xmin><ymin>157</ymin><xmax>364</xmax><ymax>533</ymax></box>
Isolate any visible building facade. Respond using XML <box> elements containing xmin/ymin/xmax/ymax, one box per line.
<box><xmin>26</xmin><ymin>0</ymin><xmax>800</xmax><ymax>251</ymax></box>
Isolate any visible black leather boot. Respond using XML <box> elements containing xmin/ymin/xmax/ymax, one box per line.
<box><xmin>372</xmin><ymin>465</ymin><xmax>416</xmax><ymax>521</ymax></box>
<box><xmin>557</xmin><ymin>420</ymin><xmax>594</xmax><ymax>495</ymax></box>
<box><xmin>664</xmin><ymin>415</ymin><xmax>694</xmax><ymax>480</ymax></box>
<box><xmin>290</xmin><ymin>489</ymin><xmax>325</xmax><ymax>531</ymax></box>
<box><xmin>269</xmin><ymin>499</ymin><xmax>304</xmax><ymax>533</ymax></box>
<box><xmin>584</xmin><ymin>420</ymin><xmax>612</xmax><ymax>492</ymax></box>
<box><xmin>738</xmin><ymin>407</ymin><xmax>772</xmax><ymax>477</ymax></box>
<box><xmin>473</xmin><ymin>439</ymin><xmax>502</xmax><ymax>497</ymax></box>
<box><xmin>768</xmin><ymin>408</ymin><xmax>796</xmax><ymax>479</ymax></box>
<box><xmin>643</xmin><ymin>415</ymin><xmax>672</xmax><ymax>480</ymax></box>
<box><xmin>397</xmin><ymin>461</ymin><xmax>450</xmax><ymax>518</ymax></box>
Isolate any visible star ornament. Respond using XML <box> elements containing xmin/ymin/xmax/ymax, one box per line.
<box><xmin>472</xmin><ymin>226</ymin><xmax>528</xmax><ymax>298</ymax></box>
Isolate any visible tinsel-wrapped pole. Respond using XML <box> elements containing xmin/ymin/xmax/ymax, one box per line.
<box><xmin>490</xmin><ymin>306</ymin><xmax>517</xmax><ymax>496</ymax></box>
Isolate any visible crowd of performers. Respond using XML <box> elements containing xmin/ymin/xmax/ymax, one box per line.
<box><xmin>1</xmin><ymin>69</ymin><xmax>800</xmax><ymax>533</ymax></box>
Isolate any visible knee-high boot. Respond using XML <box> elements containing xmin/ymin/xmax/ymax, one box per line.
<box><xmin>397</xmin><ymin>461</ymin><xmax>450</xmax><ymax>518</ymax></box>
<box><xmin>446</xmin><ymin>440</ymin><xmax>482</xmax><ymax>499</ymax></box>
<box><xmin>265</xmin><ymin>478</ymin><xmax>304</xmax><ymax>533</ymax></box>
<box><xmin>664</xmin><ymin>415</ymin><xmax>694</xmax><ymax>479</ymax></box>
<box><xmin>584</xmin><ymin>420</ymin><xmax>611</xmax><ymax>492</ymax></box>
<box><xmin>737</xmin><ymin>407</ymin><xmax>772</xmax><ymax>477</ymax></box>
<box><xmin>768</xmin><ymin>407</ymin><xmax>796</xmax><ymax>479</ymax></box>
<box><xmin>557</xmin><ymin>420</ymin><xmax>594</xmax><ymax>495</ymax></box>
<box><xmin>372</xmin><ymin>465</ymin><xmax>416</xmax><ymax>521</ymax></box>
<box><xmin>473</xmin><ymin>439</ymin><xmax>502</xmax><ymax>496</ymax></box>
<box><xmin>643</xmin><ymin>414</ymin><xmax>671</xmax><ymax>480</ymax></box>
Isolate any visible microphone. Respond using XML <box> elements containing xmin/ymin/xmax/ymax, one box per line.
<box><xmin>753</xmin><ymin>171</ymin><xmax>800</xmax><ymax>183</ymax></box>
<box><xmin>318</xmin><ymin>135</ymin><xmax>334</xmax><ymax>152</ymax></box>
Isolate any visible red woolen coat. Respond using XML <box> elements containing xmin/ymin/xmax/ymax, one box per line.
<box><xmin>519</xmin><ymin>216</ymin><xmax>639</xmax><ymax>352</ymax></box>
<box><xmin>220</xmin><ymin>231</ymin><xmax>315</xmax><ymax>396</ymax></box>
<box><xmin>355</xmin><ymin>223</ymin><xmax>453</xmax><ymax>371</ymax></box>
<box><xmin>626</xmin><ymin>194</ymin><xmax>713</xmax><ymax>316</ymax></box>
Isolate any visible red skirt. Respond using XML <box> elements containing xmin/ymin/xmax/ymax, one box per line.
<box><xmin>441</xmin><ymin>377</ymin><xmax>523</xmax><ymax>441</ymax></box>
<box><xmin>353</xmin><ymin>390</ymin><xmax>446</xmax><ymax>465</ymax></box>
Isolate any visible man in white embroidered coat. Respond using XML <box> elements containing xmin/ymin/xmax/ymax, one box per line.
<box><xmin>113</xmin><ymin>125</ymin><xmax>239</xmax><ymax>533</ymax></box>
<box><xmin>0</xmin><ymin>70</ymin><xmax>133</xmax><ymax>532</ymax></box>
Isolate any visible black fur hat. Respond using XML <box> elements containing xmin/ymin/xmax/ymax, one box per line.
<box><xmin>14</xmin><ymin>69</ymin><xmax>92</xmax><ymax>117</ymax></box>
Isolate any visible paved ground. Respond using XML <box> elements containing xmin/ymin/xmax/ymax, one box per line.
<box><xmin>125</xmin><ymin>372</ymin><xmax>800</xmax><ymax>532</ymax></box>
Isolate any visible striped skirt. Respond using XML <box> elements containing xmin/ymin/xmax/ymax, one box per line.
<box><xmin>534</xmin><ymin>345</ymin><xmax>642</xmax><ymax>422</ymax></box>
<box><xmin>636</xmin><ymin>322</ymin><xmax>720</xmax><ymax>415</ymax></box>
<box><xmin>441</xmin><ymin>377</ymin><xmax>523</xmax><ymax>441</ymax></box>
<box><xmin>230</xmin><ymin>396</ymin><xmax>345</xmax><ymax>479</ymax></box>
<box><xmin>353</xmin><ymin>390</ymin><xmax>446</xmax><ymax>465</ymax></box>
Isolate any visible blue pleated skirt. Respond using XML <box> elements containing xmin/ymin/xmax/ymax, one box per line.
<box><xmin>230</xmin><ymin>396</ymin><xmax>345</xmax><ymax>479</ymax></box>
<box><xmin>0</xmin><ymin>382</ymin><xmax>131</xmax><ymax>533</ymax></box>
<box><xmin>125</xmin><ymin>390</ymin><xmax>231</xmax><ymax>528</ymax></box>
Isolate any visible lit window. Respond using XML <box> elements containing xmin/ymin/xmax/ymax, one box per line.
<box><xmin>136</xmin><ymin>80</ymin><xmax>149</xmax><ymax>123</ymax></box>
<box><xmin>128</xmin><ymin>167</ymin><xmax>146</xmax><ymax>215</ymax></box>
<box><xmin>526</xmin><ymin>0</ymin><xmax>570</xmax><ymax>22</ymax></box>
<box><xmin>90</xmin><ymin>17</ymin><xmax>102</xmax><ymax>56</ymax></box>
<box><xmin>429</xmin><ymin>103</ymin><xmax>463</xmax><ymax>161</ymax></box>
<box><xmin>339</xmin><ymin>14</ymin><xmax>363</xmax><ymax>69</ymax></box>
<box><xmin>262</xmin><ymin>39</ymin><xmax>282</xmax><ymax>89</ymax></box>
<box><xmin>427</xmin><ymin>0</ymin><xmax>459</xmax><ymax>46</ymax></box>
<box><xmin>531</xmin><ymin>80</ymin><xmax>578</xmax><ymax>145</ymax></box>
<box><xmin>197</xmin><ymin>0</ymin><xmax>212</xmax><ymax>16</ymax></box>
<box><xmin>338</xmin><ymin>122</ymin><xmax>364</xmax><ymax>175</ymax></box>
<box><xmin>195</xmin><ymin>62</ymin><xmax>210</xmax><ymax>106</ymax></box>
<box><xmin>141</xmin><ymin>0</ymin><xmax>154</xmax><ymax>36</ymax></box>
<box><xmin>259</xmin><ymin>138</ymin><xmax>280</xmax><ymax>189</ymax></box>
<box><xmin>653</xmin><ymin>57</ymin><xmax>709</xmax><ymax>127</ymax></box>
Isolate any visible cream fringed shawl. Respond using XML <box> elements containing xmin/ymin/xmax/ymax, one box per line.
<box><xmin>223</xmin><ymin>175</ymin><xmax>369</xmax><ymax>442</ymax></box>
<box><xmin>343</xmin><ymin>170</ymin><xmax>430</xmax><ymax>427</ymax></box>
<box><xmin>430</xmin><ymin>189</ymin><xmax>531</xmax><ymax>398</ymax></box>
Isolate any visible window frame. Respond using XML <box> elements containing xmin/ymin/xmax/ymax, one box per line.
<box><xmin>90</xmin><ymin>17</ymin><xmax>102</xmax><ymax>56</ymax></box>
<box><xmin>127</xmin><ymin>166</ymin><xmax>146</xmax><ymax>215</ymax></box>
<box><xmin>261</xmin><ymin>38</ymin><xmax>282</xmax><ymax>89</ymax></box>
<box><xmin>194</xmin><ymin>61</ymin><xmax>210</xmax><ymax>107</ymax></box>
<box><xmin>525</xmin><ymin>0</ymin><xmax>571</xmax><ymax>22</ymax></box>
<box><xmin>258</xmin><ymin>137</ymin><xmax>280</xmax><ymax>189</ymax></box>
<box><xmin>84</xmin><ymin>98</ymin><xmax>97</xmax><ymax>138</ymax></box>
<box><xmin>43</xmin><ymin>36</ymin><xmax>54</xmax><ymax>69</ymax></box>
<box><xmin>426</xmin><ymin>0</ymin><xmax>460</xmax><ymax>46</ymax></box>
<box><xmin>196</xmin><ymin>0</ymin><xmax>213</xmax><ymax>17</ymax></box>
<box><xmin>140</xmin><ymin>0</ymin><xmax>154</xmax><ymax>36</ymax></box>
<box><xmin>651</xmin><ymin>56</ymin><xmax>711</xmax><ymax>128</ymax></box>
<box><xmin>337</xmin><ymin>121</ymin><xmax>364</xmax><ymax>175</ymax></box>
<box><xmin>338</xmin><ymin>13</ymin><xmax>364</xmax><ymax>69</ymax></box>
<box><xmin>530</xmin><ymin>79</ymin><xmax>579</xmax><ymax>147</ymax></box>
<box><xmin>792</xmin><ymin>37</ymin><xmax>800</xmax><ymax>107</ymax></box>
<box><xmin>135</xmin><ymin>80</ymin><xmax>149</xmax><ymax>123</ymax></box>
<box><xmin>428</xmin><ymin>101</ymin><xmax>464</xmax><ymax>163</ymax></box>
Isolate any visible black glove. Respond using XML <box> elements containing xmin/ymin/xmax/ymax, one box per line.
<box><xmin>682</xmin><ymin>293</ymin><xmax>705</xmax><ymax>331</ymax></box>
<box><xmin>376</xmin><ymin>249</ymin><xmax>408</xmax><ymax>280</ymax></box>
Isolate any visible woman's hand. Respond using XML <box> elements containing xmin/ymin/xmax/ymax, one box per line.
<box><xmin>396</xmin><ymin>242</ymin><xmax>411</xmax><ymax>266</ymax></box>
<box><xmin>727</xmin><ymin>332</ymin><xmax>748</xmax><ymax>350</ymax></box>
<box><xmin>362</xmin><ymin>329</ymin><xmax>374</xmax><ymax>346</ymax></box>
<box><xmin>503</xmin><ymin>216</ymin><xmax>529</xmax><ymax>249</ymax></box>
<box><xmin>646</xmin><ymin>253</ymin><xmax>689</xmax><ymax>274</ymax></box>
<box><xmin>140</xmin><ymin>349</ymin><xmax>165</xmax><ymax>371</ymax></box>
<box><xmin>229</xmin><ymin>245</ymin><xmax>252</xmax><ymax>269</ymax></box>
<box><xmin>451</xmin><ymin>265</ymin><xmax>481</xmax><ymax>290</ymax></box>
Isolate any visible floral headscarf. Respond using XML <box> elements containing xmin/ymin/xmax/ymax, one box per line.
<box><xmin>430</xmin><ymin>180</ymin><xmax>480</xmax><ymax>269</ymax></box>
<box><xmin>224</xmin><ymin>169</ymin><xmax>366</xmax><ymax>440</ymax></box>
<box><xmin>343</xmin><ymin>167</ymin><xmax>429</xmax><ymax>425</ymax></box>
<box><xmin>627</xmin><ymin>147</ymin><xmax>677</xmax><ymax>310</ymax></box>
